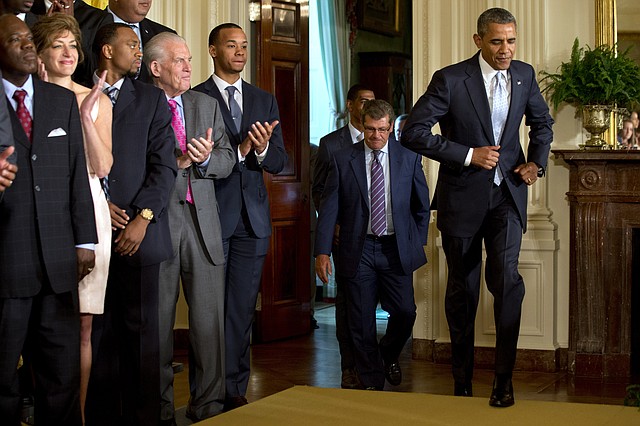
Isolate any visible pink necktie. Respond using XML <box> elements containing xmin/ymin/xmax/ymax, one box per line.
<box><xmin>168</xmin><ymin>99</ymin><xmax>193</xmax><ymax>204</ymax></box>
<box><xmin>13</xmin><ymin>90</ymin><xmax>32</xmax><ymax>142</ymax></box>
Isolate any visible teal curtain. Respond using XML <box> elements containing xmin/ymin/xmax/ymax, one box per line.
<box><xmin>317</xmin><ymin>0</ymin><xmax>350</xmax><ymax>130</ymax></box>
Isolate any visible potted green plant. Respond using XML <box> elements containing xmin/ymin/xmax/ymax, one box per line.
<box><xmin>539</xmin><ymin>38</ymin><xmax>640</xmax><ymax>148</ymax></box>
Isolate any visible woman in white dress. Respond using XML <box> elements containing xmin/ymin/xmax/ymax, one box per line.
<box><xmin>32</xmin><ymin>14</ymin><xmax>113</xmax><ymax>424</ymax></box>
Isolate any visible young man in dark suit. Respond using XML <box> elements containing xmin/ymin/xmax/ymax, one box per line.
<box><xmin>85</xmin><ymin>23</ymin><xmax>177</xmax><ymax>426</ymax></box>
<box><xmin>144</xmin><ymin>32</ymin><xmax>235</xmax><ymax>425</ymax></box>
<box><xmin>0</xmin><ymin>14</ymin><xmax>97</xmax><ymax>425</ymax></box>
<box><xmin>193</xmin><ymin>22</ymin><xmax>288</xmax><ymax>411</ymax></box>
<box><xmin>401</xmin><ymin>7</ymin><xmax>554</xmax><ymax>407</ymax></box>
<box><xmin>315</xmin><ymin>99</ymin><xmax>430</xmax><ymax>391</ymax></box>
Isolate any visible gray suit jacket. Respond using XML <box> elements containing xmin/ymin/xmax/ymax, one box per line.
<box><xmin>166</xmin><ymin>90</ymin><xmax>234</xmax><ymax>265</ymax></box>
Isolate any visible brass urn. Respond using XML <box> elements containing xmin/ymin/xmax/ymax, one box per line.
<box><xmin>581</xmin><ymin>104</ymin><xmax>612</xmax><ymax>149</ymax></box>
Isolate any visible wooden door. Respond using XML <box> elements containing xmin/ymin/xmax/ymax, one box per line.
<box><xmin>253</xmin><ymin>0</ymin><xmax>310</xmax><ymax>342</ymax></box>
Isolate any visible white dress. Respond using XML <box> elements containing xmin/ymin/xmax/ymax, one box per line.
<box><xmin>78</xmin><ymin>101</ymin><xmax>111</xmax><ymax>314</ymax></box>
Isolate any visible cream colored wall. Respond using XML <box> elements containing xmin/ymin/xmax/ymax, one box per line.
<box><xmin>411</xmin><ymin>0</ymin><xmax>595</xmax><ymax>352</ymax></box>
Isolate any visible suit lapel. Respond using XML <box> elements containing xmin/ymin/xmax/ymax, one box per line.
<box><xmin>5</xmin><ymin>96</ymin><xmax>30</xmax><ymax>150</ymax></box>
<box><xmin>505</xmin><ymin>64</ymin><xmax>524</xmax><ymax>137</ymax></box>
<box><xmin>465</xmin><ymin>54</ymin><xmax>494</xmax><ymax>145</ymax></box>
<box><xmin>113</xmin><ymin>77</ymin><xmax>135</xmax><ymax>118</ymax></box>
<box><xmin>348</xmin><ymin>142</ymin><xmax>369</xmax><ymax>208</ymax></box>
<box><xmin>339</xmin><ymin>126</ymin><xmax>353</xmax><ymax>149</ymax></box>
<box><xmin>182</xmin><ymin>91</ymin><xmax>197</xmax><ymax>144</ymax></box>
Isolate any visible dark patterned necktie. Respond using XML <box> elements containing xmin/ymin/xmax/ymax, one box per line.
<box><xmin>13</xmin><ymin>90</ymin><xmax>32</xmax><ymax>142</ymax></box>
<box><xmin>370</xmin><ymin>150</ymin><xmax>386</xmax><ymax>236</ymax></box>
<box><xmin>225</xmin><ymin>86</ymin><xmax>242</xmax><ymax>134</ymax></box>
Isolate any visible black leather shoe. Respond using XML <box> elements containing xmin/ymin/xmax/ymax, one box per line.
<box><xmin>384</xmin><ymin>361</ymin><xmax>402</xmax><ymax>386</ymax></box>
<box><xmin>341</xmin><ymin>367</ymin><xmax>362</xmax><ymax>389</ymax></box>
<box><xmin>454</xmin><ymin>381</ymin><xmax>473</xmax><ymax>397</ymax></box>
<box><xmin>223</xmin><ymin>395</ymin><xmax>249</xmax><ymax>412</ymax></box>
<box><xmin>489</xmin><ymin>376</ymin><xmax>515</xmax><ymax>407</ymax></box>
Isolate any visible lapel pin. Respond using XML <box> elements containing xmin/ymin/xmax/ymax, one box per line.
<box><xmin>517</xmin><ymin>80</ymin><xmax>522</xmax><ymax>85</ymax></box>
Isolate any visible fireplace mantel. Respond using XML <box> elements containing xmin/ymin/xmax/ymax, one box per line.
<box><xmin>554</xmin><ymin>149</ymin><xmax>640</xmax><ymax>379</ymax></box>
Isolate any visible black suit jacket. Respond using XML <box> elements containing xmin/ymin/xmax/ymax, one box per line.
<box><xmin>108</xmin><ymin>77</ymin><xmax>177</xmax><ymax>266</ymax></box>
<box><xmin>314</xmin><ymin>139</ymin><xmax>430</xmax><ymax>277</ymax></box>
<box><xmin>401</xmin><ymin>52</ymin><xmax>554</xmax><ymax>237</ymax></box>
<box><xmin>0</xmin><ymin>77</ymin><xmax>97</xmax><ymax>297</ymax></box>
<box><xmin>312</xmin><ymin>125</ymin><xmax>352</xmax><ymax>211</ymax></box>
<box><xmin>193</xmin><ymin>77</ymin><xmax>288</xmax><ymax>239</ymax></box>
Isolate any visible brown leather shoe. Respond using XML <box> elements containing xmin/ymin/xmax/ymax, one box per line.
<box><xmin>223</xmin><ymin>395</ymin><xmax>249</xmax><ymax>412</ymax></box>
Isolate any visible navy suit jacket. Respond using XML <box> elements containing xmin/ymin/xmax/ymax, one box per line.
<box><xmin>401</xmin><ymin>51</ymin><xmax>553</xmax><ymax>237</ymax></box>
<box><xmin>314</xmin><ymin>139</ymin><xmax>430</xmax><ymax>278</ymax></box>
<box><xmin>108</xmin><ymin>77</ymin><xmax>177</xmax><ymax>266</ymax></box>
<box><xmin>312</xmin><ymin>124</ymin><xmax>352</xmax><ymax>211</ymax></box>
<box><xmin>0</xmin><ymin>78</ymin><xmax>97</xmax><ymax>297</ymax></box>
<box><xmin>193</xmin><ymin>77</ymin><xmax>288</xmax><ymax>240</ymax></box>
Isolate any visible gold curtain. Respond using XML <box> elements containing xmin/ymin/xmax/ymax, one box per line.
<box><xmin>86</xmin><ymin>0</ymin><xmax>108</xmax><ymax>9</ymax></box>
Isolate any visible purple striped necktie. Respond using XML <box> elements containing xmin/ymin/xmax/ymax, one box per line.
<box><xmin>370</xmin><ymin>150</ymin><xmax>386</xmax><ymax>236</ymax></box>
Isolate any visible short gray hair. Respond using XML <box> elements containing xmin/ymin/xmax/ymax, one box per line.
<box><xmin>477</xmin><ymin>8</ymin><xmax>516</xmax><ymax>38</ymax></box>
<box><xmin>143</xmin><ymin>32</ymin><xmax>187</xmax><ymax>72</ymax></box>
<box><xmin>361</xmin><ymin>99</ymin><xmax>395</xmax><ymax>126</ymax></box>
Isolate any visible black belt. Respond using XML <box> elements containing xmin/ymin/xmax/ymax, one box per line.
<box><xmin>366</xmin><ymin>234</ymin><xmax>395</xmax><ymax>242</ymax></box>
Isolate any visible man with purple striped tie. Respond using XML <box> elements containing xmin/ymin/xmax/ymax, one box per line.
<box><xmin>314</xmin><ymin>99</ymin><xmax>430</xmax><ymax>391</ymax></box>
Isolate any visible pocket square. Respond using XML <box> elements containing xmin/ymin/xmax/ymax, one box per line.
<box><xmin>47</xmin><ymin>128</ymin><xmax>67</xmax><ymax>137</ymax></box>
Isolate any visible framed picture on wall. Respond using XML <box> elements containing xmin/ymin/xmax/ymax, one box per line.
<box><xmin>618</xmin><ymin>32</ymin><xmax>640</xmax><ymax>68</ymax></box>
<box><xmin>357</xmin><ymin>0</ymin><xmax>401</xmax><ymax>37</ymax></box>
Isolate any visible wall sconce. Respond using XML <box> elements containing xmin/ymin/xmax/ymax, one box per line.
<box><xmin>249</xmin><ymin>2</ymin><xmax>261</xmax><ymax>22</ymax></box>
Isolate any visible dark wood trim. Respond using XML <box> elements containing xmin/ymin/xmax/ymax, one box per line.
<box><xmin>412</xmin><ymin>339</ymin><xmax>567</xmax><ymax>373</ymax></box>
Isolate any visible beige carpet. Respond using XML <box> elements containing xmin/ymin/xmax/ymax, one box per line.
<box><xmin>200</xmin><ymin>386</ymin><xmax>639</xmax><ymax>425</ymax></box>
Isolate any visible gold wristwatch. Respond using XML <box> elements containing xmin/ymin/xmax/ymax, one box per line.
<box><xmin>139</xmin><ymin>208</ymin><xmax>154</xmax><ymax>221</ymax></box>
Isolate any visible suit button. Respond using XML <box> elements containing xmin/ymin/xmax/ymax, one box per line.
<box><xmin>179</xmin><ymin>200</ymin><xmax>185</xmax><ymax>205</ymax></box>
<box><xmin>31</xmin><ymin>154</ymin><xmax>37</xmax><ymax>161</ymax></box>
<box><xmin>34</xmin><ymin>185</ymin><xmax>40</xmax><ymax>192</ymax></box>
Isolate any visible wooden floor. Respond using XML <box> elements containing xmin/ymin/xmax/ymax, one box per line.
<box><xmin>172</xmin><ymin>304</ymin><xmax>631</xmax><ymax>419</ymax></box>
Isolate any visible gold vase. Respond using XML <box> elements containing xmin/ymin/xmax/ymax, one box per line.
<box><xmin>581</xmin><ymin>104</ymin><xmax>612</xmax><ymax>150</ymax></box>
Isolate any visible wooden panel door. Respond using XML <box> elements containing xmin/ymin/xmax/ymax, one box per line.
<box><xmin>253</xmin><ymin>0</ymin><xmax>311</xmax><ymax>342</ymax></box>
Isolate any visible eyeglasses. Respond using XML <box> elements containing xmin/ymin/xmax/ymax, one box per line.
<box><xmin>363</xmin><ymin>126</ymin><xmax>391</xmax><ymax>134</ymax></box>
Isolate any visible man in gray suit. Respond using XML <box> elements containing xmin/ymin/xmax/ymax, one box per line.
<box><xmin>144</xmin><ymin>33</ymin><xmax>235</xmax><ymax>425</ymax></box>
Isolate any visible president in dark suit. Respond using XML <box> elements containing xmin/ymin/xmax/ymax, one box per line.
<box><xmin>144</xmin><ymin>32</ymin><xmax>235</xmax><ymax>424</ymax></box>
<box><xmin>315</xmin><ymin>99</ymin><xmax>430</xmax><ymax>391</ymax></box>
<box><xmin>193</xmin><ymin>22</ymin><xmax>288</xmax><ymax>411</ymax></box>
<box><xmin>311</xmin><ymin>83</ymin><xmax>375</xmax><ymax>389</ymax></box>
<box><xmin>401</xmin><ymin>8</ymin><xmax>554</xmax><ymax>407</ymax></box>
<box><xmin>0</xmin><ymin>15</ymin><xmax>97</xmax><ymax>425</ymax></box>
<box><xmin>85</xmin><ymin>23</ymin><xmax>177</xmax><ymax>426</ymax></box>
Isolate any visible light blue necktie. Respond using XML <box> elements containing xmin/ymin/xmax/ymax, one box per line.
<box><xmin>225</xmin><ymin>86</ymin><xmax>242</xmax><ymax>134</ymax></box>
<box><xmin>491</xmin><ymin>72</ymin><xmax>508</xmax><ymax>186</ymax></box>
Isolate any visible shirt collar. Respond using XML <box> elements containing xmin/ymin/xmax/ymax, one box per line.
<box><xmin>478</xmin><ymin>53</ymin><xmax>509</xmax><ymax>85</ymax></box>
<box><xmin>364</xmin><ymin>139</ymin><xmax>389</xmax><ymax>157</ymax></box>
<box><xmin>93</xmin><ymin>72</ymin><xmax>125</xmax><ymax>92</ymax></box>
<box><xmin>3</xmin><ymin>74</ymin><xmax>34</xmax><ymax>103</ymax></box>
<box><xmin>107</xmin><ymin>7</ymin><xmax>140</xmax><ymax>28</ymax></box>
<box><xmin>166</xmin><ymin>94</ymin><xmax>184</xmax><ymax>109</ymax></box>
<box><xmin>348</xmin><ymin>122</ymin><xmax>363</xmax><ymax>143</ymax></box>
<box><xmin>211</xmin><ymin>73</ymin><xmax>242</xmax><ymax>96</ymax></box>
